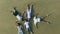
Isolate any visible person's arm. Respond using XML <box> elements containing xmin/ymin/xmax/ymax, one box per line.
<box><xmin>30</xmin><ymin>6</ymin><xmax>31</xmax><ymax>13</ymax></box>
<box><xmin>24</xmin><ymin>23</ymin><xmax>26</xmax><ymax>29</ymax></box>
<box><xmin>10</xmin><ymin>9</ymin><xmax>15</xmax><ymax>15</ymax></box>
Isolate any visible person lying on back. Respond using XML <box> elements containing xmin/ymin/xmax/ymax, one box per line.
<box><xmin>33</xmin><ymin>14</ymin><xmax>51</xmax><ymax>28</ymax></box>
<box><xmin>11</xmin><ymin>7</ymin><xmax>22</xmax><ymax>21</ymax></box>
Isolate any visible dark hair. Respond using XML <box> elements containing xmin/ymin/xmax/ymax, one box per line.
<box><xmin>26</xmin><ymin>19</ymin><xmax>29</xmax><ymax>22</ymax></box>
<box><xmin>17</xmin><ymin>23</ymin><xmax>21</xmax><ymax>26</ymax></box>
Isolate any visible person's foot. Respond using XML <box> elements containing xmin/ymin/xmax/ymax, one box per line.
<box><xmin>46</xmin><ymin>22</ymin><xmax>49</xmax><ymax>24</ymax></box>
<box><xmin>46</xmin><ymin>22</ymin><xmax>51</xmax><ymax>24</ymax></box>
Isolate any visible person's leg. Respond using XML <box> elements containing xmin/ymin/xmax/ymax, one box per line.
<box><xmin>42</xmin><ymin>14</ymin><xmax>52</xmax><ymax>19</ymax></box>
<box><xmin>43</xmin><ymin>20</ymin><xmax>51</xmax><ymax>24</ymax></box>
<box><xmin>36</xmin><ymin>23</ymin><xmax>38</xmax><ymax>28</ymax></box>
<box><xmin>40</xmin><ymin>16</ymin><xmax>51</xmax><ymax>24</ymax></box>
<box><xmin>42</xmin><ymin>14</ymin><xmax>49</xmax><ymax>19</ymax></box>
<box><xmin>29</xmin><ymin>27</ymin><xmax>34</xmax><ymax>34</ymax></box>
<box><xmin>21</xmin><ymin>28</ymin><xmax>25</xmax><ymax>34</ymax></box>
<box><xmin>28</xmin><ymin>28</ymin><xmax>30</xmax><ymax>34</ymax></box>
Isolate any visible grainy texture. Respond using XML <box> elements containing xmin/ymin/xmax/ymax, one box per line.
<box><xmin>0</xmin><ymin>0</ymin><xmax>60</xmax><ymax>34</ymax></box>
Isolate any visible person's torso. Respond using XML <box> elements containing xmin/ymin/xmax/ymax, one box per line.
<box><xmin>27</xmin><ymin>9</ymin><xmax>31</xmax><ymax>18</ymax></box>
<box><xmin>37</xmin><ymin>18</ymin><xmax>40</xmax><ymax>22</ymax></box>
<box><xmin>33</xmin><ymin>17</ymin><xmax>41</xmax><ymax>23</ymax></box>
<box><xmin>25</xmin><ymin>22</ymin><xmax>30</xmax><ymax>29</ymax></box>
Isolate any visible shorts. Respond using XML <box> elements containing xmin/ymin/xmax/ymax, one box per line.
<box><xmin>40</xmin><ymin>17</ymin><xmax>44</xmax><ymax>22</ymax></box>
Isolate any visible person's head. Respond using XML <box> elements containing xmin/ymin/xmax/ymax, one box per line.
<box><xmin>36</xmin><ymin>13</ymin><xmax>39</xmax><ymax>18</ymax></box>
<box><xmin>16</xmin><ymin>20</ymin><xmax>21</xmax><ymax>26</ymax></box>
<box><xmin>17</xmin><ymin>23</ymin><xmax>21</xmax><ymax>26</ymax></box>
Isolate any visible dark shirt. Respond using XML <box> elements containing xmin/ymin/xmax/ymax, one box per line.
<box><xmin>13</xmin><ymin>10</ymin><xmax>19</xmax><ymax>16</ymax></box>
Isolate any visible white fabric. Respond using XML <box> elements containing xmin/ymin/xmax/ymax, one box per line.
<box><xmin>27</xmin><ymin>7</ymin><xmax>31</xmax><ymax>19</ymax></box>
<box><xmin>24</xmin><ymin>21</ymin><xmax>29</xmax><ymax>29</ymax></box>
<box><xmin>33</xmin><ymin>17</ymin><xmax>40</xmax><ymax>26</ymax></box>
<box><xmin>16</xmin><ymin>14</ymin><xmax>22</xmax><ymax>21</ymax></box>
<box><xmin>37</xmin><ymin>18</ymin><xmax>40</xmax><ymax>22</ymax></box>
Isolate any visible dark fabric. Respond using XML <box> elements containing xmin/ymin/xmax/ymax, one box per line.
<box><xmin>22</xmin><ymin>18</ymin><xmax>27</xmax><ymax>21</ymax></box>
<box><xmin>21</xmin><ymin>27</ymin><xmax>25</xmax><ymax>34</ymax></box>
<box><xmin>40</xmin><ymin>17</ymin><xmax>44</xmax><ymax>21</ymax></box>
<box><xmin>13</xmin><ymin>10</ymin><xmax>19</xmax><ymax>16</ymax></box>
<box><xmin>27</xmin><ymin>22</ymin><xmax>34</xmax><ymax>34</ymax></box>
<box><xmin>31</xmin><ymin>5</ymin><xmax>35</xmax><ymax>19</ymax></box>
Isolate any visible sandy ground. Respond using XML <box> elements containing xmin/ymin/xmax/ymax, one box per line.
<box><xmin>0</xmin><ymin>0</ymin><xmax>60</xmax><ymax>34</ymax></box>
